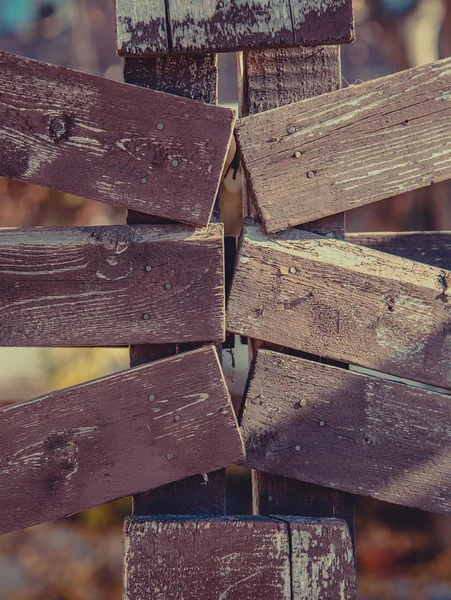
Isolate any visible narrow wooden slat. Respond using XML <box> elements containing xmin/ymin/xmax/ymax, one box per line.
<box><xmin>0</xmin><ymin>224</ymin><xmax>224</xmax><ymax>347</ymax></box>
<box><xmin>116</xmin><ymin>0</ymin><xmax>169</xmax><ymax>55</ymax></box>
<box><xmin>0</xmin><ymin>347</ymin><xmax>244</xmax><ymax>535</ymax></box>
<box><xmin>116</xmin><ymin>0</ymin><xmax>354</xmax><ymax>56</ymax></box>
<box><xmin>236</xmin><ymin>57</ymin><xmax>451</xmax><ymax>232</ymax></box>
<box><xmin>123</xmin><ymin>516</ymin><xmax>356</xmax><ymax>600</ymax></box>
<box><xmin>0</xmin><ymin>51</ymin><xmax>234</xmax><ymax>226</ymax></box>
<box><xmin>227</xmin><ymin>222</ymin><xmax>451</xmax><ymax>389</ymax></box>
<box><xmin>241</xmin><ymin>349</ymin><xmax>451</xmax><ymax>515</ymax></box>
<box><xmin>347</xmin><ymin>231</ymin><xmax>451</xmax><ymax>270</ymax></box>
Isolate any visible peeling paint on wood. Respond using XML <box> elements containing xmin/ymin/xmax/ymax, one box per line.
<box><xmin>241</xmin><ymin>349</ymin><xmax>451</xmax><ymax>515</ymax></box>
<box><xmin>236</xmin><ymin>57</ymin><xmax>451</xmax><ymax>232</ymax></box>
<box><xmin>227</xmin><ymin>221</ymin><xmax>451</xmax><ymax>389</ymax></box>
<box><xmin>116</xmin><ymin>0</ymin><xmax>354</xmax><ymax>56</ymax></box>
<box><xmin>123</xmin><ymin>516</ymin><xmax>356</xmax><ymax>600</ymax></box>
<box><xmin>0</xmin><ymin>51</ymin><xmax>234</xmax><ymax>226</ymax></box>
<box><xmin>347</xmin><ymin>231</ymin><xmax>451</xmax><ymax>270</ymax></box>
<box><xmin>0</xmin><ymin>224</ymin><xmax>225</xmax><ymax>346</ymax></box>
<box><xmin>0</xmin><ymin>347</ymin><xmax>244</xmax><ymax>535</ymax></box>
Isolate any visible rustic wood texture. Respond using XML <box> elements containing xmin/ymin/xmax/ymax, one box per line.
<box><xmin>227</xmin><ymin>222</ymin><xmax>451</xmax><ymax>389</ymax></box>
<box><xmin>116</xmin><ymin>0</ymin><xmax>354</xmax><ymax>56</ymax></box>
<box><xmin>0</xmin><ymin>51</ymin><xmax>234</xmax><ymax>226</ymax></box>
<box><xmin>0</xmin><ymin>347</ymin><xmax>245</xmax><ymax>535</ymax></box>
<box><xmin>125</xmin><ymin>53</ymin><xmax>228</xmax><ymax>515</ymax></box>
<box><xmin>123</xmin><ymin>516</ymin><xmax>356</xmax><ymax>600</ymax></box>
<box><xmin>347</xmin><ymin>231</ymin><xmax>451</xmax><ymax>270</ymax></box>
<box><xmin>240</xmin><ymin>45</ymin><xmax>345</xmax><ymax>236</ymax></box>
<box><xmin>236</xmin><ymin>57</ymin><xmax>451</xmax><ymax>233</ymax></box>
<box><xmin>241</xmin><ymin>349</ymin><xmax>451</xmax><ymax>515</ymax></box>
<box><xmin>0</xmin><ymin>224</ymin><xmax>225</xmax><ymax>347</ymax></box>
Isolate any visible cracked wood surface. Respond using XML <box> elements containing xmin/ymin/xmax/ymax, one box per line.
<box><xmin>347</xmin><ymin>231</ymin><xmax>451</xmax><ymax>270</ymax></box>
<box><xmin>0</xmin><ymin>51</ymin><xmax>234</xmax><ymax>226</ymax></box>
<box><xmin>0</xmin><ymin>224</ymin><xmax>225</xmax><ymax>346</ymax></box>
<box><xmin>227</xmin><ymin>222</ymin><xmax>451</xmax><ymax>389</ymax></box>
<box><xmin>123</xmin><ymin>516</ymin><xmax>356</xmax><ymax>600</ymax></box>
<box><xmin>236</xmin><ymin>57</ymin><xmax>451</xmax><ymax>232</ymax></box>
<box><xmin>0</xmin><ymin>347</ymin><xmax>244</xmax><ymax>535</ymax></box>
<box><xmin>241</xmin><ymin>349</ymin><xmax>451</xmax><ymax>515</ymax></box>
<box><xmin>116</xmin><ymin>0</ymin><xmax>354</xmax><ymax>56</ymax></box>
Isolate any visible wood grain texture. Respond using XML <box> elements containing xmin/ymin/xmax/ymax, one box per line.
<box><xmin>240</xmin><ymin>45</ymin><xmax>344</xmax><ymax>236</ymax></box>
<box><xmin>116</xmin><ymin>0</ymin><xmax>354</xmax><ymax>56</ymax></box>
<box><xmin>116</xmin><ymin>0</ymin><xmax>169</xmax><ymax>55</ymax></box>
<box><xmin>236</xmin><ymin>57</ymin><xmax>451</xmax><ymax>232</ymax></box>
<box><xmin>0</xmin><ymin>51</ymin><xmax>234</xmax><ymax>226</ymax></box>
<box><xmin>123</xmin><ymin>516</ymin><xmax>356</xmax><ymax>600</ymax></box>
<box><xmin>0</xmin><ymin>224</ymin><xmax>225</xmax><ymax>347</ymax></box>
<box><xmin>0</xmin><ymin>347</ymin><xmax>245</xmax><ymax>535</ymax></box>
<box><xmin>227</xmin><ymin>222</ymin><xmax>451</xmax><ymax>389</ymax></box>
<box><xmin>347</xmin><ymin>231</ymin><xmax>451</xmax><ymax>270</ymax></box>
<box><xmin>241</xmin><ymin>349</ymin><xmax>451</xmax><ymax>515</ymax></box>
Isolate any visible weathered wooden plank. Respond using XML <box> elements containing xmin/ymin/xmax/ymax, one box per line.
<box><xmin>347</xmin><ymin>231</ymin><xmax>451</xmax><ymax>270</ymax></box>
<box><xmin>123</xmin><ymin>516</ymin><xmax>356</xmax><ymax>600</ymax></box>
<box><xmin>0</xmin><ymin>347</ymin><xmax>244</xmax><ymax>535</ymax></box>
<box><xmin>0</xmin><ymin>224</ymin><xmax>225</xmax><ymax>347</ymax></box>
<box><xmin>227</xmin><ymin>222</ymin><xmax>451</xmax><ymax>389</ymax></box>
<box><xmin>236</xmin><ymin>57</ymin><xmax>451</xmax><ymax>233</ymax></box>
<box><xmin>241</xmin><ymin>349</ymin><xmax>451</xmax><ymax>515</ymax></box>
<box><xmin>0</xmin><ymin>51</ymin><xmax>234</xmax><ymax>227</ymax></box>
<box><xmin>116</xmin><ymin>0</ymin><xmax>354</xmax><ymax>56</ymax></box>
<box><xmin>116</xmin><ymin>0</ymin><xmax>169</xmax><ymax>55</ymax></box>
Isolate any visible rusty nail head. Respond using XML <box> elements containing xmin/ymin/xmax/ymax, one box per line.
<box><xmin>143</xmin><ymin>313</ymin><xmax>150</xmax><ymax>320</ymax></box>
<box><xmin>145</xmin><ymin>265</ymin><xmax>152</xmax><ymax>272</ymax></box>
<box><xmin>319</xmin><ymin>420</ymin><xmax>326</xmax><ymax>427</ymax></box>
<box><xmin>295</xmin><ymin>445</ymin><xmax>302</xmax><ymax>452</ymax></box>
<box><xmin>287</xmin><ymin>126</ymin><xmax>296</xmax><ymax>134</ymax></box>
<box><xmin>157</xmin><ymin>123</ymin><xmax>164</xmax><ymax>130</ymax></box>
<box><xmin>148</xmin><ymin>394</ymin><xmax>155</xmax><ymax>401</ymax></box>
<box><xmin>167</xmin><ymin>452</ymin><xmax>175</xmax><ymax>460</ymax></box>
<box><xmin>165</xmin><ymin>283</ymin><xmax>172</xmax><ymax>290</ymax></box>
<box><xmin>307</xmin><ymin>171</ymin><xmax>315</xmax><ymax>179</ymax></box>
<box><xmin>172</xmin><ymin>159</ymin><xmax>179</xmax><ymax>167</ymax></box>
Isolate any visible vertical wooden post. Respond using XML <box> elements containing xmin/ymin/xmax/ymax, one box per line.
<box><xmin>124</xmin><ymin>54</ymin><xmax>226</xmax><ymax>516</ymax></box>
<box><xmin>239</xmin><ymin>46</ymin><xmax>355</xmax><ymax>539</ymax></box>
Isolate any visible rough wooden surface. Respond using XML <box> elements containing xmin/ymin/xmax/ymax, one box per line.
<box><xmin>347</xmin><ymin>231</ymin><xmax>451</xmax><ymax>270</ymax></box>
<box><xmin>241</xmin><ymin>349</ymin><xmax>451</xmax><ymax>515</ymax></box>
<box><xmin>227</xmin><ymin>222</ymin><xmax>451</xmax><ymax>389</ymax></box>
<box><xmin>0</xmin><ymin>224</ymin><xmax>225</xmax><ymax>346</ymax></box>
<box><xmin>0</xmin><ymin>347</ymin><xmax>244</xmax><ymax>535</ymax></box>
<box><xmin>123</xmin><ymin>516</ymin><xmax>356</xmax><ymax>600</ymax></box>
<box><xmin>0</xmin><ymin>51</ymin><xmax>234</xmax><ymax>226</ymax></box>
<box><xmin>236</xmin><ymin>57</ymin><xmax>451</xmax><ymax>232</ymax></box>
<box><xmin>125</xmin><ymin>53</ymin><xmax>228</xmax><ymax>515</ymax></box>
<box><xmin>116</xmin><ymin>0</ymin><xmax>354</xmax><ymax>56</ymax></box>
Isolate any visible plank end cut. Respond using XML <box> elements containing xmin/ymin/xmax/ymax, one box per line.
<box><xmin>235</xmin><ymin>57</ymin><xmax>451</xmax><ymax>233</ymax></box>
<box><xmin>116</xmin><ymin>0</ymin><xmax>355</xmax><ymax>57</ymax></box>
<box><xmin>0</xmin><ymin>51</ymin><xmax>235</xmax><ymax>227</ymax></box>
<box><xmin>0</xmin><ymin>346</ymin><xmax>245</xmax><ymax>535</ymax></box>
<box><xmin>241</xmin><ymin>349</ymin><xmax>451</xmax><ymax>515</ymax></box>
<box><xmin>227</xmin><ymin>220</ymin><xmax>451</xmax><ymax>390</ymax></box>
<box><xmin>123</xmin><ymin>515</ymin><xmax>356</xmax><ymax>600</ymax></box>
<box><xmin>0</xmin><ymin>223</ymin><xmax>225</xmax><ymax>347</ymax></box>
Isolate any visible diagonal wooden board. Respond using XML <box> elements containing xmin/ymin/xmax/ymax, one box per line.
<box><xmin>0</xmin><ymin>346</ymin><xmax>244</xmax><ymax>535</ymax></box>
<box><xmin>227</xmin><ymin>221</ymin><xmax>451</xmax><ymax>389</ymax></box>
<box><xmin>241</xmin><ymin>349</ymin><xmax>451</xmax><ymax>515</ymax></box>
<box><xmin>123</xmin><ymin>516</ymin><xmax>356</xmax><ymax>600</ymax></box>
<box><xmin>0</xmin><ymin>51</ymin><xmax>235</xmax><ymax>227</ymax></box>
<box><xmin>0</xmin><ymin>224</ymin><xmax>225</xmax><ymax>346</ymax></box>
<box><xmin>116</xmin><ymin>0</ymin><xmax>354</xmax><ymax>56</ymax></box>
<box><xmin>235</xmin><ymin>57</ymin><xmax>451</xmax><ymax>232</ymax></box>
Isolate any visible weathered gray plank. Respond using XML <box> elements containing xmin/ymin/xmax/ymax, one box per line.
<box><xmin>241</xmin><ymin>349</ymin><xmax>451</xmax><ymax>515</ymax></box>
<box><xmin>227</xmin><ymin>222</ymin><xmax>451</xmax><ymax>389</ymax></box>
<box><xmin>236</xmin><ymin>57</ymin><xmax>451</xmax><ymax>232</ymax></box>
<box><xmin>123</xmin><ymin>516</ymin><xmax>356</xmax><ymax>600</ymax></box>
<box><xmin>0</xmin><ymin>51</ymin><xmax>234</xmax><ymax>226</ymax></box>
<box><xmin>347</xmin><ymin>231</ymin><xmax>451</xmax><ymax>270</ymax></box>
<box><xmin>116</xmin><ymin>0</ymin><xmax>354</xmax><ymax>56</ymax></box>
<box><xmin>0</xmin><ymin>224</ymin><xmax>224</xmax><ymax>346</ymax></box>
<box><xmin>116</xmin><ymin>0</ymin><xmax>169</xmax><ymax>55</ymax></box>
<box><xmin>0</xmin><ymin>347</ymin><xmax>244</xmax><ymax>535</ymax></box>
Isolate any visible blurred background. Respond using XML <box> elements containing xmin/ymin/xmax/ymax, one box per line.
<box><xmin>0</xmin><ymin>0</ymin><xmax>450</xmax><ymax>598</ymax></box>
